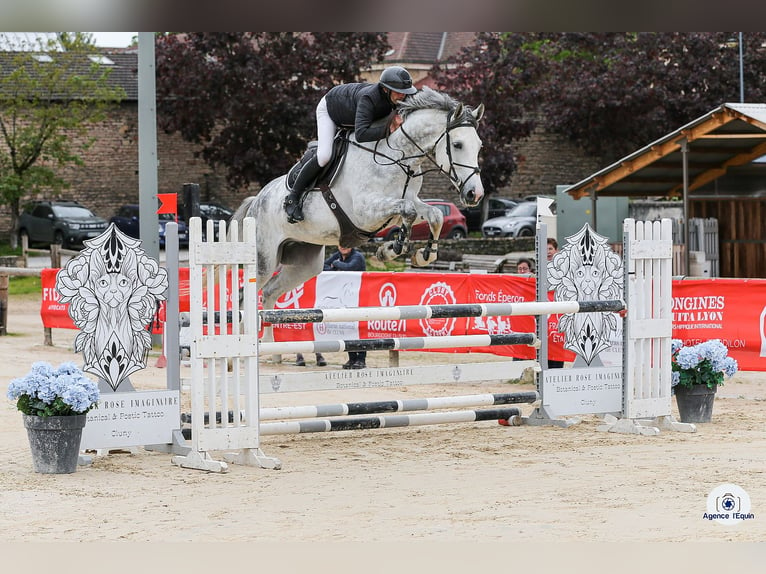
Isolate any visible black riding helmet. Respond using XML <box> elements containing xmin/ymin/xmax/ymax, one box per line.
<box><xmin>379</xmin><ymin>66</ymin><xmax>417</xmax><ymax>95</ymax></box>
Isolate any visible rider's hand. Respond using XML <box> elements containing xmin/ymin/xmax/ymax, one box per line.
<box><xmin>389</xmin><ymin>114</ymin><xmax>402</xmax><ymax>133</ymax></box>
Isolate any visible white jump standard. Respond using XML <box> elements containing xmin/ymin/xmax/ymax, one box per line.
<box><xmin>172</xmin><ymin>215</ymin><xmax>687</xmax><ymax>474</ymax></box>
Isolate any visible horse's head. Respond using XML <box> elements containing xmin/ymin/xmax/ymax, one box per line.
<box><xmin>437</xmin><ymin>102</ymin><xmax>485</xmax><ymax>207</ymax></box>
<box><xmin>396</xmin><ymin>87</ymin><xmax>485</xmax><ymax>207</ymax></box>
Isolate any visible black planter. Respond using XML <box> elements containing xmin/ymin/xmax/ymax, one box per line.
<box><xmin>22</xmin><ymin>414</ymin><xmax>86</xmax><ymax>474</ymax></box>
<box><xmin>674</xmin><ymin>383</ymin><xmax>717</xmax><ymax>423</ymax></box>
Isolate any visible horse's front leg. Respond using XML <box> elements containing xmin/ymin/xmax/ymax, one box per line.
<box><xmin>376</xmin><ymin>201</ymin><xmax>418</xmax><ymax>262</ymax></box>
<box><xmin>411</xmin><ymin>203</ymin><xmax>444</xmax><ymax>267</ymax></box>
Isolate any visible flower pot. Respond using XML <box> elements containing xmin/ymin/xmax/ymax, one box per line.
<box><xmin>674</xmin><ymin>383</ymin><xmax>717</xmax><ymax>423</ymax></box>
<box><xmin>22</xmin><ymin>414</ymin><xmax>86</xmax><ymax>474</ymax></box>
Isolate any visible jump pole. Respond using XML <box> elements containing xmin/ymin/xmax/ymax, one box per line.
<box><xmin>180</xmin><ymin>390</ymin><xmax>540</xmax><ymax>424</ymax></box>
<box><xmin>258</xmin><ymin>407</ymin><xmax>523</xmax><ymax>436</ymax></box>
<box><xmin>260</xmin><ymin>300</ymin><xmax>625</xmax><ymax>326</ymax></box>
<box><xmin>258</xmin><ymin>332</ymin><xmax>538</xmax><ymax>355</ymax></box>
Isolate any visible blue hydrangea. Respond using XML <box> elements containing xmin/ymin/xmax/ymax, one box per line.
<box><xmin>7</xmin><ymin>361</ymin><xmax>100</xmax><ymax>417</ymax></box>
<box><xmin>671</xmin><ymin>339</ymin><xmax>738</xmax><ymax>390</ymax></box>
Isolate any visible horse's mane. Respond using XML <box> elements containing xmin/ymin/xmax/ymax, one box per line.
<box><xmin>397</xmin><ymin>86</ymin><xmax>478</xmax><ymax>128</ymax></box>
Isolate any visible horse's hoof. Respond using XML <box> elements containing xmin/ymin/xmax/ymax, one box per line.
<box><xmin>412</xmin><ymin>249</ymin><xmax>438</xmax><ymax>267</ymax></box>
<box><xmin>376</xmin><ymin>244</ymin><xmax>396</xmax><ymax>262</ymax></box>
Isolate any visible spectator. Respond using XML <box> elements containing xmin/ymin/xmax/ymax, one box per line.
<box><xmin>547</xmin><ymin>237</ymin><xmax>558</xmax><ymax>262</ymax></box>
<box><xmin>324</xmin><ymin>245</ymin><xmax>367</xmax><ymax>369</ymax></box>
<box><xmin>516</xmin><ymin>258</ymin><xmax>534</xmax><ymax>274</ymax></box>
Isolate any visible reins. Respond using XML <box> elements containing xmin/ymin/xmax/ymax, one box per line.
<box><xmin>346</xmin><ymin>108</ymin><xmax>481</xmax><ymax>200</ymax></box>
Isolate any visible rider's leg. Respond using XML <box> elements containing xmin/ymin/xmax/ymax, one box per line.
<box><xmin>284</xmin><ymin>96</ymin><xmax>335</xmax><ymax>224</ymax></box>
<box><xmin>284</xmin><ymin>155</ymin><xmax>321</xmax><ymax>223</ymax></box>
<box><xmin>315</xmin><ymin>96</ymin><xmax>335</xmax><ymax>167</ymax></box>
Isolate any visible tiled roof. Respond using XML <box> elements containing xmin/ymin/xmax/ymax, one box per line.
<box><xmin>0</xmin><ymin>49</ymin><xmax>137</xmax><ymax>100</ymax></box>
<box><xmin>385</xmin><ymin>32</ymin><xmax>477</xmax><ymax>64</ymax></box>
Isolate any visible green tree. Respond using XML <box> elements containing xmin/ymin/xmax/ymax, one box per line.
<box><xmin>155</xmin><ymin>32</ymin><xmax>390</xmax><ymax>189</ymax></box>
<box><xmin>431</xmin><ymin>32</ymin><xmax>766</xmax><ymax>201</ymax></box>
<box><xmin>534</xmin><ymin>32</ymin><xmax>766</xmax><ymax>163</ymax></box>
<box><xmin>430</xmin><ymin>32</ymin><xmax>546</xmax><ymax>195</ymax></box>
<box><xmin>0</xmin><ymin>32</ymin><xmax>124</xmax><ymax>248</ymax></box>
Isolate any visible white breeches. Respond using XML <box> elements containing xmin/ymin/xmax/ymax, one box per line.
<box><xmin>316</xmin><ymin>96</ymin><xmax>336</xmax><ymax>167</ymax></box>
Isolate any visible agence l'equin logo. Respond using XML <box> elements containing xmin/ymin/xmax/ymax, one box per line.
<box><xmin>704</xmin><ymin>484</ymin><xmax>755</xmax><ymax>525</ymax></box>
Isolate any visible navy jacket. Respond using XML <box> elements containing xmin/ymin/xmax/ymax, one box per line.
<box><xmin>323</xmin><ymin>248</ymin><xmax>367</xmax><ymax>272</ymax></box>
<box><xmin>324</xmin><ymin>82</ymin><xmax>394</xmax><ymax>143</ymax></box>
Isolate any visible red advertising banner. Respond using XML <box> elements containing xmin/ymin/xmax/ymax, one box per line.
<box><xmin>39</xmin><ymin>270</ymin><xmax>766</xmax><ymax>371</ymax></box>
<box><xmin>671</xmin><ymin>278</ymin><xmax>766</xmax><ymax>371</ymax></box>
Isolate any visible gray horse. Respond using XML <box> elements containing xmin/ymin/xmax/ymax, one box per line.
<box><xmin>230</xmin><ymin>87</ymin><xmax>485</xmax><ymax>343</ymax></box>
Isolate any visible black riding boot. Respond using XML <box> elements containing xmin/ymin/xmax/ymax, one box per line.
<box><xmin>284</xmin><ymin>156</ymin><xmax>321</xmax><ymax>224</ymax></box>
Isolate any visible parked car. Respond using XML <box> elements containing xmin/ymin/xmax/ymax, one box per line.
<box><xmin>18</xmin><ymin>200</ymin><xmax>109</xmax><ymax>249</ymax></box>
<box><xmin>109</xmin><ymin>204</ymin><xmax>189</xmax><ymax>248</ymax></box>
<box><xmin>375</xmin><ymin>199</ymin><xmax>468</xmax><ymax>241</ymax></box>
<box><xmin>482</xmin><ymin>200</ymin><xmax>556</xmax><ymax>238</ymax></box>
<box><xmin>460</xmin><ymin>197</ymin><xmax>518</xmax><ymax>232</ymax></box>
<box><xmin>197</xmin><ymin>202</ymin><xmax>234</xmax><ymax>240</ymax></box>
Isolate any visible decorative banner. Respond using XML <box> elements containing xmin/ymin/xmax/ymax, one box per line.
<box><xmin>548</xmin><ymin>223</ymin><xmax>623</xmax><ymax>366</ymax></box>
<box><xmin>40</xmin><ymin>271</ymin><xmax>766</xmax><ymax>371</ymax></box>
<box><xmin>55</xmin><ymin>225</ymin><xmax>168</xmax><ymax>391</ymax></box>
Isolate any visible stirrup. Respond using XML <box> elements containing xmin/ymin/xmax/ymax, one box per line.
<box><xmin>284</xmin><ymin>195</ymin><xmax>304</xmax><ymax>223</ymax></box>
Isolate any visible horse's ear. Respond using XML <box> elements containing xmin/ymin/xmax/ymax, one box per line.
<box><xmin>472</xmin><ymin>104</ymin><xmax>485</xmax><ymax>123</ymax></box>
<box><xmin>449</xmin><ymin>103</ymin><xmax>464</xmax><ymax>124</ymax></box>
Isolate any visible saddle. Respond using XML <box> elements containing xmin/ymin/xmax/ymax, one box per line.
<box><xmin>286</xmin><ymin>130</ymin><xmax>350</xmax><ymax>192</ymax></box>
<box><xmin>285</xmin><ymin>128</ymin><xmax>386</xmax><ymax>247</ymax></box>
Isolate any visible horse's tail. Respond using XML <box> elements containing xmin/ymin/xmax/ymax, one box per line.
<box><xmin>230</xmin><ymin>195</ymin><xmax>258</xmax><ymax>230</ymax></box>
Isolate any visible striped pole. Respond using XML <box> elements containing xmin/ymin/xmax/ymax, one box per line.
<box><xmin>259</xmin><ymin>332</ymin><xmax>537</xmax><ymax>355</ymax></box>
<box><xmin>258</xmin><ymin>407</ymin><xmax>522</xmax><ymax>435</ymax></box>
<box><xmin>260</xmin><ymin>299</ymin><xmax>625</xmax><ymax>325</ymax></box>
<box><xmin>181</xmin><ymin>391</ymin><xmax>539</xmax><ymax>424</ymax></box>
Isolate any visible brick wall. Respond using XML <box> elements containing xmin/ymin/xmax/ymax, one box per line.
<box><xmin>0</xmin><ymin>103</ymin><xmax>249</xmax><ymax>241</ymax></box>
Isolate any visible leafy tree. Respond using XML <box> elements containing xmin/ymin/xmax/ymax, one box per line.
<box><xmin>431</xmin><ymin>32</ymin><xmax>766</xmax><ymax>196</ymax></box>
<box><xmin>535</xmin><ymin>32</ymin><xmax>766</xmax><ymax>162</ymax></box>
<box><xmin>0</xmin><ymin>32</ymin><xmax>124</xmax><ymax>248</ymax></box>
<box><xmin>155</xmin><ymin>32</ymin><xmax>390</xmax><ymax>190</ymax></box>
<box><xmin>430</xmin><ymin>32</ymin><xmax>546</xmax><ymax>195</ymax></box>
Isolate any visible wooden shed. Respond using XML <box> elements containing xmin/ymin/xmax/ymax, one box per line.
<box><xmin>563</xmin><ymin>103</ymin><xmax>766</xmax><ymax>278</ymax></box>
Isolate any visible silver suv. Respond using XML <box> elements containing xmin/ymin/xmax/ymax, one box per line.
<box><xmin>481</xmin><ymin>198</ymin><xmax>556</xmax><ymax>238</ymax></box>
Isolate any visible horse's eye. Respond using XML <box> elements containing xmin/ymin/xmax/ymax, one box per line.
<box><xmin>453</xmin><ymin>141</ymin><xmax>463</xmax><ymax>150</ymax></box>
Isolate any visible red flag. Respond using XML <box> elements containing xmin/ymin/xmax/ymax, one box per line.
<box><xmin>156</xmin><ymin>193</ymin><xmax>178</xmax><ymax>218</ymax></box>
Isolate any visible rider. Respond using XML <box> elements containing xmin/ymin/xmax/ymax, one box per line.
<box><xmin>284</xmin><ymin>65</ymin><xmax>418</xmax><ymax>224</ymax></box>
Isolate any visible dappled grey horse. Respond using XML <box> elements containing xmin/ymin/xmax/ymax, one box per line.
<box><xmin>230</xmin><ymin>87</ymin><xmax>485</xmax><ymax>347</ymax></box>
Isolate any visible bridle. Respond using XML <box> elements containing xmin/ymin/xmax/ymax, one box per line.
<box><xmin>350</xmin><ymin>107</ymin><xmax>482</xmax><ymax>200</ymax></box>
<box><xmin>396</xmin><ymin>110</ymin><xmax>482</xmax><ymax>197</ymax></box>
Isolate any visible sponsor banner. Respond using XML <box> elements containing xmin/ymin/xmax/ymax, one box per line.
<box><xmin>359</xmin><ymin>273</ymin><xmax>472</xmax><ymax>342</ymax></box>
<box><xmin>80</xmin><ymin>390</ymin><xmax>180</xmax><ymax>450</ymax></box>
<box><xmin>40</xmin><ymin>268</ymin><xmax>73</xmax><ymax>329</ymax></box>
<box><xmin>542</xmin><ymin>366</ymin><xmax>623</xmax><ymax>417</ymax></box>
<box><xmin>313</xmin><ymin>271</ymin><xmax>363</xmax><ymax>342</ymax></box>
<box><xmin>40</xmin><ymin>270</ymin><xmax>766</xmax><ymax>370</ymax></box>
<box><xmin>269</xmin><ymin>274</ymin><xmax>317</xmax><ymax>342</ymax></box>
<box><xmin>464</xmin><ymin>274</ymin><xmax>538</xmax><ymax>359</ymax></box>
<box><xmin>671</xmin><ymin>279</ymin><xmax>766</xmax><ymax>371</ymax></box>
